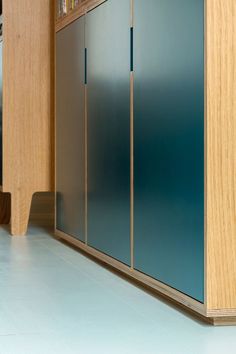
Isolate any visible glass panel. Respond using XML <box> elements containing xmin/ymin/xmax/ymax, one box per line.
<box><xmin>134</xmin><ymin>0</ymin><xmax>204</xmax><ymax>302</ymax></box>
<box><xmin>87</xmin><ymin>0</ymin><xmax>130</xmax><ymax>265</ymax></box>
<box><xmin>56</xmin><ymin>17</ymin><xmax>85</xmax><ymax>242</ymax></box>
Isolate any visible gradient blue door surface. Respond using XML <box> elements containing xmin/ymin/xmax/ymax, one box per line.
<box><xmin>87</xmin><ymin>0</ymin><xmax>130</xmax><ymax>265</ymax></box>
<box><xmin>133</xmin><ymin>0</ymin><xmax>204</xmax><ymax>301</ymax></box>
<box><xmin>56</xmin><ymin>17</ymin><xmax>85</xmax><ymax>242</ymax></box>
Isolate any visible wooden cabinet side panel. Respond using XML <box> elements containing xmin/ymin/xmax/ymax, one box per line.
<box><xmin>2</xmin><ymin>0</ymin><xmax>54</xmax><ymax>194</ymax></box>
<box><xmin>206</xmin><ymin>0</ymin><xmax>236</xmax><ymax>309</ymax></box>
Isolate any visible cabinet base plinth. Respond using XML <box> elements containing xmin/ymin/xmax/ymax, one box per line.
<box><xmin>55</xmin><ymin>230</ymin><xmax>204</xmax><ymax>316</ymax></box>
<box><xmin>210</xmin><ymin>317</ymin><xmax>236</xmax><ymax>326</ymax></box>
<box><xmin>55</xmin><ymin>229</ymin><xmax>236</xmax><ymax>326</ymax></box>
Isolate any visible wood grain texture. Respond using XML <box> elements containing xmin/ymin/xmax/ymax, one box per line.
<box><xmin>211</xmin><ymin>317</ymin><xmax>236</xmax><ymax>326</ymax></box>
<box><xmin>207</xmin><ymin>308</ymin><xmax>236</xmax><ymax>318</ymax></box>
<box><xmin>55</xmin><ymin>0</ymin><xmax>107</xmax><ymax>32</ymax></box>
<box><xmin>206</xmin><ymin>0</ymin><xmax>236</xmax><ymax>309</ymax></box>
<box><xmin>3</xmin><ymin>0</ymin><xmax>54</xmax><ymax>235</ymax></box>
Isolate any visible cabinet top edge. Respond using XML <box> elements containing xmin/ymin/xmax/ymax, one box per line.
<box><xmin>55</xmin><ymin>0</ymin><xmax>107</xmax><ymax>33</ymax></box>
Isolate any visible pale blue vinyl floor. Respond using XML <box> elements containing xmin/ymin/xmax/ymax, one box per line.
<box><xmin>0</xmin><ymin>225</ymin><xmax>236</xmax><ymax>354</ymax></box>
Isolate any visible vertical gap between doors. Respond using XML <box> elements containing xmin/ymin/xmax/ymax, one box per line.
<box><xmin>85</xmin><ymin>14</ymin><xmax>88</xmax><ymax>245</ymax></box>
<box><xmin>130</xmin><ymin>0</ymin><xmax>134</xmax><ymax>269</ymax></box>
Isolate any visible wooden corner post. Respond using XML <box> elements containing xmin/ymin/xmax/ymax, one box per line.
<box><xmin>206</xmin><ymin>0</ymin><xmax>236</xmax><ymax>311</ymax></box>
<box><xmin>2</xmin><ymin>0</ymin><xmax>54</xmax><ymax>235</ymax></box>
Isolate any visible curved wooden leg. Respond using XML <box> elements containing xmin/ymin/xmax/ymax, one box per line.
<box><xmin>11</xmin><ymin>191</ymin><xmax>32</xmax><ymax>236</ymax></box>
<box><xmin>0</xmin><ymin>192</ymin><xmax>11</xmax><ymax>224</ymax></box>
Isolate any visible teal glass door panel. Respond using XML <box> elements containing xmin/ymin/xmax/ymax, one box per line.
<box><xmin>87</xmin><ymin>0</ymin><xmax>130</xmax><ymax>265</ymax></box>
<box><xmin>56</xmin><ymin>17</ymin><xmax>85</xmax><ymax>242</ymax></box>
<box><xmin>134</xmin><ymin>0</ymin><xmax>204</xmax><ymax>301</ymax></box>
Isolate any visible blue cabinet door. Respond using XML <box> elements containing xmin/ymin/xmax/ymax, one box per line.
<box><xmin>87</xmin><ymin>0</ymin><xmax>131</xmax><ymax>265</ymax></box>
<box><xmin>56</xmin><ymin>17</ymin><xmax>86</xmax><ymax>242</ymax></box>
<box><xmin>133</xmin><ymin>0</ymin><xmax>204</xmax><ymax>301</ymax></box>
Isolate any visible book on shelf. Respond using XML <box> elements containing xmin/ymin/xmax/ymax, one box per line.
<box><xmin>71</xmin><ymin>0</ymin><xmax>80</xmax><ymax>10</ymax></box>
<box><xmin>57</xmin><ymin>0</ymin><xmax>80</xmax><ymax>19</ymax></box>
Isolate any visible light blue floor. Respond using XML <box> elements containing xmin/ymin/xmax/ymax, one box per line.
<box><xmin>0</xmin><ymin>226</ymin><xmax>236</xmax><ymax>354</ymax></box>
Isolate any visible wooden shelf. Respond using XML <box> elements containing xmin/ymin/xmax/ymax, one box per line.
<box><xmin>56</xmin><ymin>0</ymin><xmax>106</xmax><ymax>32</ymax></box>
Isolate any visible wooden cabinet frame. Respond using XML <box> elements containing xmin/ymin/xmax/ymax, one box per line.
<box><xmin>55</xmin><ymin>0</ymin><xmax>236</xmax><ymax>325</ymax></box>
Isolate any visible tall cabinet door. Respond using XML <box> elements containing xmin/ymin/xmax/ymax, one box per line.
<box><xmin>56</xmin><ymin>17</ymin><xmax>85</xmax><ymax>242</ymax></box>
<box><xmin>87</xmin><ymin>0</ymin><xmax>131</xmax><ymax>265</ymax></box>
<box><xmin>133</xmin><ymin>0</ymin><xmax>204</xmax><ymax>301</ymax></box>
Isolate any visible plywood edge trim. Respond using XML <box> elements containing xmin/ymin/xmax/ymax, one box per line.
<box><xmin>211</xmin><ymin>317</ymin><xmax>236</xmax><ymax>326</ymax></box>
<box><xmin>207</xmin><ymin>309</ymin><xmax>236</xmax><ymax>318</ymax></box>
<box><xmin>55</xmin><ymin>0</ymin><xmax>107</xmax><ymax>32</ymax></box>
<box><xmin>55</xmin><ymin>229</ymin><xmax>206</xmax><ymax>317</ymax></box>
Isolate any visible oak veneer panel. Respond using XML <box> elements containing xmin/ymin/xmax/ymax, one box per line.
<box><xmin>3</xmin><ymin>0</ymin><xmax>54</xmax><ymax>235</ymax></box>
<box><xmin>211</xmin><ymin>318</ymin><xmax>236</xmax><ymax>327</ymax></box>
<box><xmin>206</xmin><ymin>0</ymin><xmax>236</xmax><ymax>309</ymax></box>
